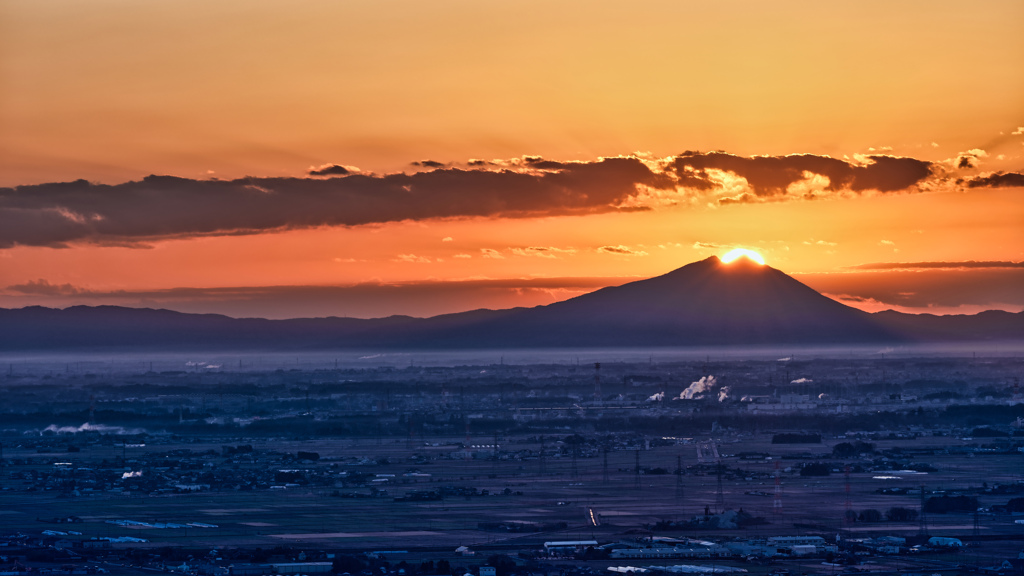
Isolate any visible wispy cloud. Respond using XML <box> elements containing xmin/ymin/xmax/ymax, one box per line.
<box><xmin>798</xmin><ymin>267</ymin><xmax>1024</xmax><ymax>314</ymax></box>
<box><xmin>411</xmin><ymin>160</ymin><xmax>446</xmax><ymax>168</ymax></box>
<box><xmin>307</xmin><ymin>164</ymin><xmax>354</xmax><ymax>176</ymax></box>
<box><xmin>393</xmin><ymin>254</ymin><xmax>432</xmax><ymax>263</ymax></box>
<box><xmin>692</xmin><ymin>241</ymin><xmax>725</xmax><ymax>250</ymax></box>
<box><xmin>6</xmin><ymin>279</ymin><xmax>83</xmax><ymax>296</ymax></box>
<box><xmin>0</xmin><ymin>278</ymin><xmax>631</xmax><ymax>319</ymax></box>
<box><xmin>510</xmin><ymin>246</ymin><xmax>577</xmax><ymax>258</ymax></box>
<box><xmin>952</xmin><ymin>149</ymin><xmax>988</xmax><ymax>170</ymax></box>
<box><xmin>597</xmin><ymin>245</ymin><xmax>648</xmax><ymax>256</ymax></box>
<box><xmin>847</xmin><ymin>261</ymin><xmax>1024</xmax><ymax>271</ymax></box>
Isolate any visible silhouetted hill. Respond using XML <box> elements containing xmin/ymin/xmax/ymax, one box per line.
<box><xmin>872</xmin><ymin>309</ymin><xmax>1024</xmax><ymax>342</ymax></box>
<box><xmin>420</xmin><ymin>256</ymin><xmax>895</xmax><ymax>346</ymax></box>
<box><xmin>1</xmin><ymin>257</ymin><xmax>1021</xmax><ymax>350</ymax></box>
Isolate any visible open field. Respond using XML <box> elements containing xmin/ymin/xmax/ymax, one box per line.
<box><xmin>3</xmin><ymin>432</ymin><xmax>1022</xmax><ymax>551</ymax></box>
<box><xmin>1</xmin><ymin>354</ymin><xmax>1022</xmax><ymax>574</ymax></box>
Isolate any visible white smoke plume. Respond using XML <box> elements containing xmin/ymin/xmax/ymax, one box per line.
<box><xmin>791</xmin><ymin>378</ymin><xmax>812</xmax><ymax>384</ymax></box>
<box><xmin>42</xmin><ymin>423</ymin><xmax>145</xmax><ymax>435</ymax></box>
<box><xmin>121</xmin><ymin>471</ymin><xmax>142</xmax><ymax>479</ymax></box>
<box><xmin>679</xmin><ymin>375</ymin><xmax>717</xmax><ymax>400</ymax></box>
<box><xmin>647</xmin><ymin>391</ymin><xmax>665</xmax><ymax>402</ymax></box>
<box><xmin>718</xmin><ymin>386</ymin><xmax>731</xmax><ymax>402</ymax></box>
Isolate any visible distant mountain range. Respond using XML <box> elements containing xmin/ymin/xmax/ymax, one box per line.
<box><xmin>1</xmin><ymin>256</ymin><xmax>1021</xmax><ymax>350</ymax></box>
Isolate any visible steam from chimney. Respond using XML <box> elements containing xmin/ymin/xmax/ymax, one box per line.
<box><xmin>647</xmin><ymin>391</ymin><xmax>665</xmax><ymax>402</ymax></box>
<box><xmin>43</xmin><ymin>423</ymin><xmax>145</xmax><ymax>435</ymax></box>
<box><xmin>791</xmin><ymin>377</ymin><xmax>812</xmax><ymax>384</ymax></box>
<box><xmin>678</xmin><ymin>375</ymin><xmax>717</xmax><ymax>400</ymax></box>
<box><xmin>718</xmin><ymin>386</ymin><xmax>731</xmax><ymax>402</ymax></box>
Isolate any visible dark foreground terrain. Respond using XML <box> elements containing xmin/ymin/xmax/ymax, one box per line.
<box><xmin>1</xmin><ymin>351</ymin><xmax>1022</xmax><ymax>575</ymax></box>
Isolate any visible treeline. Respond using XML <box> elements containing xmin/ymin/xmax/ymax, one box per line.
<box><xmin>773</xmin><ymin>433</ymin><xmax>821</xmax><ymax>444</ymax></box>
<box><xmin>924</xmin><ymin>495</ymin><xmax>979</xmax><ymax>514</ymax></box>
<box><xmin>848</xmin><ymin>507</ymin><xmax>919</xmax><ymax>523</ymax></box>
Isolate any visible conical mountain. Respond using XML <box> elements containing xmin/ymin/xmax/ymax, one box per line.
<box><xmin>10</xmin><ymin>255</ymin><xmax>1016</xmax><ymax>350</ymax></box>
<box><xmin>429</xmin><ymin>255</ymin><xmax>895</xmax><ymax>346</ymax></box>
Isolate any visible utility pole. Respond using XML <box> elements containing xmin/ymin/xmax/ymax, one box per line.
<box><xmin>675</xmin><ymin>454</ymin><xmax>685</xmax><ymax>503</ymax></box>
<box><xmin>715</xmin><ymin>461</ymin><xmax>725</xmax><ymax>513</ymax></box>
<box><xmin>919</xmin><ymin>485</ymin><xmax>928</xmax><ymax>536</ymax></box>
<box><xmin>634</xmin><ymin>449</ymin><xmax>642</xmax><ymax>490</ymax></box>
<box><xmin>571</xmin><ymin>442</ymin><xmax>579</xmax><ymax>479</ymax></box>
<box><xmin>844</xmin><ymin>465</ymin><xmax>852</xmax><ymax>525</ymax></box>
<box><xmin>773</xmin><ymin>461</ymin><xmax>783</xmax><ymax>519</ymax></box>
<box><xmin>539</xmin><ymin>436</ymin><xmax>546</xmax><ymax>475</ymax></box>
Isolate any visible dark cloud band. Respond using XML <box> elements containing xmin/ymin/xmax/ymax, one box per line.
<box><xmin>0</xmin><ymin>150</ymin><xmax>984</xmax><ymax>248</ymax></box>
<box><xmin>0</xmin><ymin>157</ymin><xmax>664</xmax><ymax>248</ymax></box>
<box><xmin>960</xmin><ymin>172</ymin><xmax>1024</xmax><ymax>188</ymax></box>
<box><xmin>670</xmin><ymin>152</ymin><xmax>934</xmax><ymax>197</ymax></box>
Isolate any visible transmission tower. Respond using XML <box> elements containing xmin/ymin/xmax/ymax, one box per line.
<box><xmin>919</xmin><ymin>485</ymin><xmax>929</xmax><ymax>535</ymax></box>
<box><xmin>539</xmin><ymin>436</ymin><xmax>546</xmax><ymax>474</ymax></box>
<box><xmin>715</xmin><ymin>461</ymin><xmax>725</xmax><ymax>513</ymax></box>
<box><xmin>571</xmin><ymin>441</ymin><xmax>579</xmax><ymax>479</ymax></box>
<box><xmin>406</xmin><ymin>413</ymin><xmax>415</xmax><ymax>449</ymax></box>
<box><xmin>844</xmin><ymin>465</ymin><xmax>853</xmax><ymax>524</ymax></box>
<box><xmin>773</xmin><ymin>461</ymin><xmax>783</xmax><ymax>518</ymax></box>
<box><xmin>675</xmin><ymin>454</ymin><xmax>685</xmax><ymax>502</ymax></box>
<box><xmin>493</xmin><ymin>432</ymin><xmax>501</xmax><ymax>474</ymax></box>
<box><xmin>634</xmin><ymin>449</ymin><xmax>641</xmax><ymax>489</ymax></box>
<box><xmin>602</xmin><ymin>446</ymin><xmax>610</xmax><ymax>484</ymax></box>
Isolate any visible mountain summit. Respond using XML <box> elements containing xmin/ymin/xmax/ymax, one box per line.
<box><xmin>428</xmin><ymin>256</ymin><xmax>894</xmax><ymax>347</ymax></box>
<box><xmin>2</xmin><ymin>257</ymin><xmax>1021</xmax><ymax>350</ymax></box>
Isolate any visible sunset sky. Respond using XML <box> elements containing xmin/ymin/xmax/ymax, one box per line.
<box><xmin>2</xmin><ymin>0</ymin><xmax>1022</xmax><ymax>319</ymax></box>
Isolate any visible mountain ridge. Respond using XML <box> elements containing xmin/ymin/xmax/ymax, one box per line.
<box><xmin>1</xmin><ymin>257</ymin><xmax>1021</xmax><ymax>350</ymax></box>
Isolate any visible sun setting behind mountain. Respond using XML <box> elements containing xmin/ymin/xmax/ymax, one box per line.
<box><xmin>721</xmin><ymin>249</ymin><xmax>766</xmax><ymax>265</ymax></box>
<box><xmin>0</xmin><ymin>2</ymin><xmax>1022</xmax><ymax>319</ymax></box>
<box><xmin>1</xmin><ymin>4</ymin><xmax>1024</xmax><ymax>569</ymax></box>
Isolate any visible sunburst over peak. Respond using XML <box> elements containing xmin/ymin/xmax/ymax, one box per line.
<box><xmin>721</xmin><ymin>248</ymin><xmax>765</xmax><ymax>265</ymax></box>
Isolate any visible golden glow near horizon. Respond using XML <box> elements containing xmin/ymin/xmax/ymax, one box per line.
<box><xmin>721</xmin><ymin>249</ymin><xmax>766</xmax><ymax>265</ymax></box>
<box><xmin>2</xmin><ymin>1</ymin><xmax>1023</xmax><ymax>185</ymax></box>
<box><xmin>0</xmin><ymin>1</ymin><xmax>1022</xmax><ymax>318</ymax></box>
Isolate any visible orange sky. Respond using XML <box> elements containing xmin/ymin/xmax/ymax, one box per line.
<box><xmin>1</xmin><ymin>0</ymin><xmax>1023</xmax><ymax>318</ymax></box>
